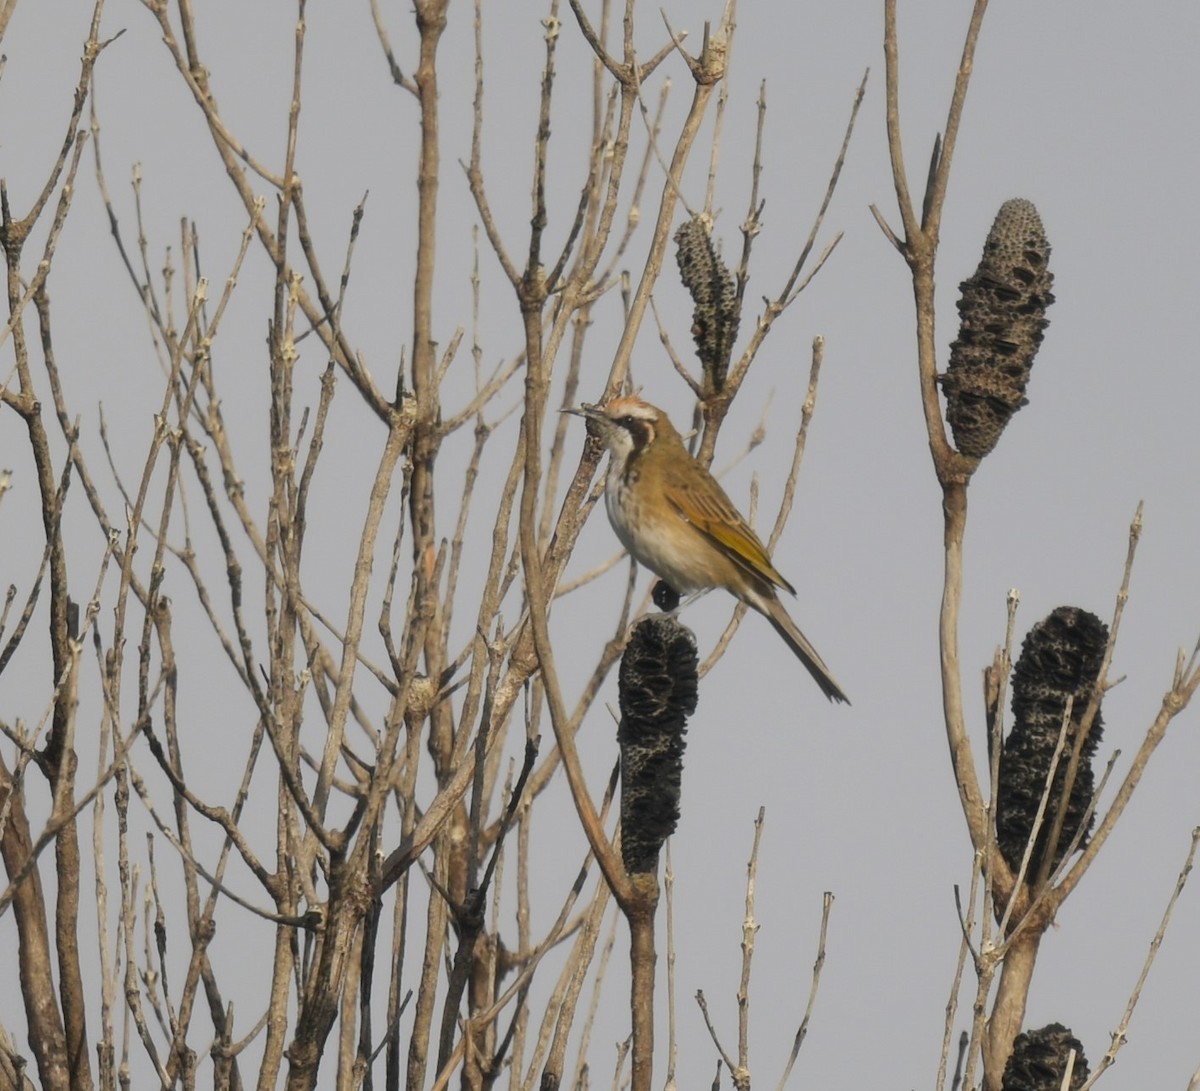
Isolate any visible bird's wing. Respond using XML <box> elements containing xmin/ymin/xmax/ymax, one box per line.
<box><xmin>664</xmin><ymin>477</ymin><xmax>797</xmax><ymax>595</ymax></box>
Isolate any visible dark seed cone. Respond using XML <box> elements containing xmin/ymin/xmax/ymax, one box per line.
<box><xmin>1001</xmin><ymin>1023</ymin><xmax>1089</xmax><ymax>1091</ymax></box>
<box><xmin>674</xmin><ymin>216</ymin><xmax>740</xmax><ymax>393</ymax></box>
<box><xmin>617</xmin><ymin>615</ymin><xmax>698</xmax><ymax>874</ymax></box>
<box><xmin>651</xmin><ymin>579</ymin><xmax>682</xmax><ymax>613</ymax></box>
<box><xmin>996</xmin><ymin>607</ymin><xmax>1108</xmax><ymax>884</ymax></box>
<box><xmin>940</xmin><ymin>198</ymin><xmax>1055</xmax><ymax>458</ymax></box>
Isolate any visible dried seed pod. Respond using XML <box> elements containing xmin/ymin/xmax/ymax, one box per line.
<box><xmin>674</xmin><ymin>216</ymin><xmax>740</xmax><ymax>393</ymax></box>
<box><xmin>1001</xmin><ymin>1023</ymin><xmax>1089</xmax><ymax>1091</ymax></box>
<box><xmin>996</xmin><ymin>607</ymin><xmax>1107</xmax><ymax>884</ymax></box>
<box><xmin>940</xmin><ymin>198</ymin><xmax>1055</xmax><ymax>458</ymax></box>
<box><xmin>617</xmin><ymin>615</ymin><xmax>697</xmax><ymax>874</ymax></box>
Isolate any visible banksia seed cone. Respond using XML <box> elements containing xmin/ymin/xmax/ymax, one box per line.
<box><xmin>617</xmin><ymin>615</ymin><xmax>698</xmax><ymax>874</ymax></box>
<box><xmin>674</xmin><ymin>216</ymin><xmax>740</xmax><ymax>393</ymax></box>
<box><xmin>940</xmin><ymin>198</ymin><xmax>1055</xmax><ymax>458</ymax></box>
<box><xmin>651</xmin><ymin>578</ymin><xmax>682</xmax><ymax>613</ymax></box>
<box><xmin>996</xmin><ymin>607</ymin><xmax>1107</xmax><ymax>884</ymax></box>
<box><xmin>1001</xmin><ymin>1023</ymin><xmax>1089</xmax><ymax>1091</ymax></box>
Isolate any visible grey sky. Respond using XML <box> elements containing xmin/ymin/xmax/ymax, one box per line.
<box><xmin>2</xmin><ymin>1</ymin><xmax>1198</xmax><ymax>1087</ymax></box>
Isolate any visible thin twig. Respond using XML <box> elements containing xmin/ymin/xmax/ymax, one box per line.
<box><xmin>775</xmin><ymin>890</ymin><xmax>834</xmax><ymax>1091</ymax></box>
<box><xmin>1077</xmin><ymin>826</ymin><xmax>1200</xmax><ymax>1091</ymax></box>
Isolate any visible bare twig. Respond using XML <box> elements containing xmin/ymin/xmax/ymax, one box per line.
<box><xmin>775</xmin><ymin>891</ymin><xmax>834</xmax><ymax>1091</ymax></box>
<box><xmin>1078</xmin><ymin>827</ymin><xmax>1200</xmax><ymax>1090</ymax></box>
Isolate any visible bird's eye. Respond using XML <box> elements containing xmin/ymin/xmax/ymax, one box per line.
<box><xmin>618</xmin><ymin>416</ymin><xmax>635</xmax><ymax>429</ymax></box>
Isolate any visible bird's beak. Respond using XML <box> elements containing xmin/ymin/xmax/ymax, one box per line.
<box><xmin>561</xmin><ymin>402</ymin><xmax>607</xmax><ymax>440</ymax></box>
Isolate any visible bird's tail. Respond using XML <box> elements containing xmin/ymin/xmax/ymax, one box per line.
<box><xmin>761</xmin><ymin>595</ymin><xmax>850</xmax><ymax>705</ymax></box>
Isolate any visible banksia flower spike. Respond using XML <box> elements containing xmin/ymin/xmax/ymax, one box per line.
<box><xmin>617</xmin><ymin>615</ymin><xmax>698</xmax><ymax>874</ymax></box>
<box><xmin>675</xmin><ymin>216</ymin><xmax>740</xmax><ymax>394</ymax></box>
<box><xmin>1001</xmin><ymin>1023</ymin><xmax>1089</xmax><ymax>1091</ymax></box>
<box><xmin>940</xmin><ymin>198</ymin><xmax>1055</xmax><ymax>459</ymax></box>
<box><xmin>996</xmin><ymin>607</ymin><xmax>1107</xmax><ymax>885</ymax></box>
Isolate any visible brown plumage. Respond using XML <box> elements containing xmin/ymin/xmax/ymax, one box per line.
<box><xmin>568</xmin><ymin>396</ymin><xmax>848</xmax><ymax>704</ymax></box>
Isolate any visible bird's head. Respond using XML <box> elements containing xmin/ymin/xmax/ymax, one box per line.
<box><xmin>564</xmin><ymin>396</ymin><xmax>675</xmax><ymax>462</ymax></box>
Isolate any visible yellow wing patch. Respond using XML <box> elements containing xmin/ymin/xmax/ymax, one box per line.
<box><xmin>665</xmin><ymin>480</ymin><xmax>796</xmax><ymax>595</ymax></box>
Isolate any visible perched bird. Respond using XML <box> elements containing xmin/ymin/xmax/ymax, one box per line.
<box><xmin>567</xmin><ymin>396</ymin><xmax>849</xmax><ymax>704</ymax></box>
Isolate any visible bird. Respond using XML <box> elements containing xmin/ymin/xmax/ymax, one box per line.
<box><xmin>566</xmin><ymin>395</ymin><xmax>849</xmax><ymax>704</ymax></box>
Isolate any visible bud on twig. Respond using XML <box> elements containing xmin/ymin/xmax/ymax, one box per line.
<box><xmin>996</xmin><ymin>606</ymin><xmax>1107</xmax><ymax>882</ymax></box>
<box><xmin>1001</xmin><ymin>1023</ymin><xmax>1089</xmax><ymax>1091</ymax></box>
<box><xmin>617</xmin><ymin>616</ymin><xmax>698</xmax><ymax>874</ymax></box>
<box><xmin>940</xmin><ymin>198</ymin><xmax>1054</xmax><ymax>459</ymax></box>
<box><xmin>674</xmin><ymin>216</ymin><xmax>740</xmax><ymax>393</ymax></box>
